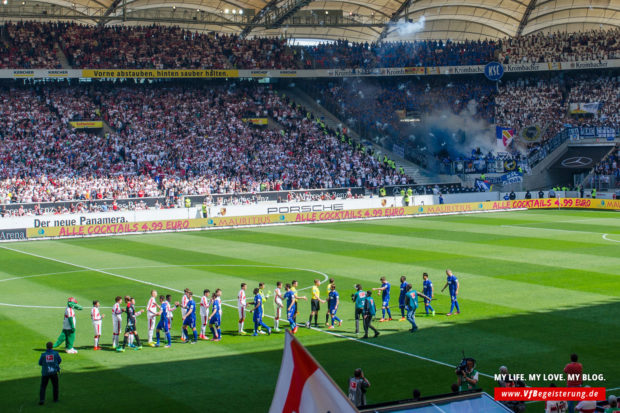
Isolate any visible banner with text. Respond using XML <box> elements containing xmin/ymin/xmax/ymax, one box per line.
<box><xmin>0</xmin><ymin>59</ymin><xmax>619</xmax><ymax>79</ymax></box>
<box><xmin>5</xmin><ymin>198</ymin><xmax>618</xmax><ymax>240</ymax></box>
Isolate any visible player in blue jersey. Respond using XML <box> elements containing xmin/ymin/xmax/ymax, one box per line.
<box><xmin>398</xmin><ymin>276</ymin><xmax>408</xmax><ymax>321</ymax></box>
<box><xmin>182</xmin><ymin>291</ymin><xmax>198</xmax><ymax>344</ymax></box>
<box><xmin>422</xmin><ymin>273</ymin><xmax>435</xmax><ymax>316</ymax></box>
<box><xmin>404</xmin><ymin>284</ymin><xmax>431</xmax><ymax>332</ymax></box>
<box><xmin>209</xmin><ymin>289</ymin><xmax>222</xmax><ymax>341</ymax></box>
<box><xmin>373</xmin><ymin>276</ymin><xmax>392</xmax><ymax>322</ymax></box>
<box><xmin>441</xmin><ymin>269</ymin><xmax>460</xmax><ymax>315</ymax></box>
<box><xmin>249</xmin><ymin>288</ymin><xmax>272</xmax><ymax>336</ymax></box>
<box><xmin>283</xmin><ymin>284</ymin><xmax>299</xmax><ymax>334</ymax></box>
<box><xmin>327</xmin><ymin>284</ymin><xmax>342</xmax><ymax>329</ymax></box>
<box><xmin>155</xmin><ymin>295</ymin><xmax>172</xmax><ymax>347</ymax></box>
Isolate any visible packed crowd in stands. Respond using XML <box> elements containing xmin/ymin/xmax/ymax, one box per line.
<box><xmin>59</xmin><ymin>25</ymin><xmax>296</xmax><ymax>69</ymax></box>
<box><xmin>494</xmin><ymin>77</ymin><xmax>565</xmax><ymax>142</ymax></box>
<box><xmin>565</xmin><ymin>74</ymin><xmax>620</xmax><ymax>127</ymax></box>
<box><xmin>0</xmin><ymin>82</ymin><xmax>402</xmax><ymax>205</ymax></box>
<box><xmin>1</xmin><ymin>22</ymin><xmax>619</xmax><ymax>69</ymax></box>
<box><xmin>499</xmin><ymin>29</ymin><xmax>620</xmax><ymax>63</ymax></box>
<box><xmin>590</xmin><ymin>148</ymin><xmax>619</xmax><ymax>189</ymax></box>
<box><xmin>304</xmin><ymin>70</ymin><xmax>618</xmax><ymax>167</ymax></box>
<box><xmin>299</xmin><ymin>39</ymin><xmax>498</xmax><ymax>69</ymax></box>
<box><xmin>0</xmin><ymin>22</ymin><xmax>62</xmax><ymax>69</ymax></box>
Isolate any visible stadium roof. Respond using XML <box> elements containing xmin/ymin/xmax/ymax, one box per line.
<box><xmin>2</xmin><ymin>0</ymin><xmax>619</xmax><ymax>42</ymax></box>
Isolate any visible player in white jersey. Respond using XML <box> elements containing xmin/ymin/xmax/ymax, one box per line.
<box><xmin>91</xmin><ymin>300</ymin><xmax>104</xmax><ymax>350</ymax></box>
<box><xmin>146</xmin><ymin>290</ymin><xmax>160</xmax><ymax>346</ymax></box>
<box><xmin>273</xmin><ymin>281</ymin><xmax>283</xmax><ymax>332</ymax></box>
<box><xmin>199</xmin><ymin>289</ymin><xmax>211</xmax><ymax>340</ymax></box>
<box><xmin>238</xmin><ymin>283</ymin><xmax>247</xmax><ymax>335</ymax></box>
<box><xmin>180</xmin><ymin>288</ymin><xmax>189</xmax><ymax>341</ymax></box>
<box><xmin>111</xmin><ymin>296</ymin><xmax>123</xmax><ymax>349</ymax></box>
<box><xmin>166</xmin><ymin>295</ymin><xmax>177</xmax><ymax>326</ymax></box>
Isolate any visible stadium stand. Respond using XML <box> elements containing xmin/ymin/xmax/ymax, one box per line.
<box><xmin>304</xmin><ymin>71</ymin><xmax>618</xmax><ymax>168</ymax></box>
<box><xmin>0</xmin><ymin>22</ymin><xmax>61</xmax><ymax>69</ymax></box>
<box><xmin>0</xmin><ymin>23</ymin><xmax>619</xmax><ymax>69</ymax></box>
<box><xmin>0</xmin><ymin>82</ymin><xmax>400</xmax><ymax>205</ymax></box>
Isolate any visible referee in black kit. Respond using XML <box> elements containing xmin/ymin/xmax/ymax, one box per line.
<box><xmin>38</xmin><ymin>341</ymin><xmax>62</xmax><ymax>405</ymax></box>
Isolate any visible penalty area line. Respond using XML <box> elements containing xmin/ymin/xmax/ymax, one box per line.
<box><xmin>0</xmin><ymin>244</ymin><xmax>491</xmax><ymax>379</ymax></box>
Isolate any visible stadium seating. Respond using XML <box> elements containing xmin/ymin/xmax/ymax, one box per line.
<box><xmin>0</xmin><ymin>83</ymin><xmax>399</xmax><ymax>205</ymax></box>
<box><xmin>305</xmin><ymin>72</ymin><xmax>619</xmax><ymax>167</ymax></box>
<box><xmin>0</xmin><ymin>22</ymin><xmax>618</xmax><ymax>69</ymax></box>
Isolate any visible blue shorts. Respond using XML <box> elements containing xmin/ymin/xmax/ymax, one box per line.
<box><xmin>450</xmin><ymin>293</ymin><xmax>458</xmax><ymax>301</ymax></box>
<box><xmin>253</xmin><ymin>312</ymin><xmax>263</xmax><ymax>322</ymax></box>
<box><xmin>424</xmin><ymin>298</ymin><xmax>432</xmax><ymax>305</ymax></box>
<box><xmin>329</xmin><ymin>307</ymin><xmax>338</xmax><ymax>316</ymax></box>
<box><xmin>399</xmin><ymin>297</ymin><xmax>406</xmax><ymax>307</ymax></box>
<box><xmin>382</xmin><ymin>297</ymin><xmax>390</xmax><ymax>307</ymax></box>
<box><xmin>156</xmin><ymin>319</ymin><xmax>169</xmax><ymax>333</ymax></box>
<box><xmin>183</xmin><ymin>317</ymin><xmax>196</xmax><ymax>328</ymax></box>
<box><xmin>287</xmin><ymin>309</ymin><xmax>296</xmax><ymax>320</ymax></box>
<box><xmin>209</xmin><ymin>316</ymin><xmax>220</xmax><ymax>327</ymax></box>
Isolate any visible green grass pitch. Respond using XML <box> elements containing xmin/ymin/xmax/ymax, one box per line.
<box><xmin>1</xmin><ymin>209</ymin><xmax>619</xmax><ymax>412</ymax></box>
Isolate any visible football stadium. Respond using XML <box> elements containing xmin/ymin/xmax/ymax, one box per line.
<box><xmin>0</xmin><ymin>0</ymin><xmax>618</xmax><ymax>411</ymax></box>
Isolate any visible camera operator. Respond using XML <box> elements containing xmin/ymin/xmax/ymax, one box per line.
<box><xmin>456</xmin><ymin>358</ymin><xmax>479</xmax><ymax>391</ymax></box>
<box><xmin>348</xmin><ymin>368</ymin><xmax>370</xmax><ymax>408</ymax></box>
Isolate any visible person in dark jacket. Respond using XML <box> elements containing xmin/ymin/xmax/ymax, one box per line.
<box><xmin>39</xmin><ymin>341</ymin><xmax>61</xmax><ymax>405</ymax></box>
<box><xmin>362</xmin><ymin>291</ymin><xmax>380</xmax><ymax>338</ymax></box>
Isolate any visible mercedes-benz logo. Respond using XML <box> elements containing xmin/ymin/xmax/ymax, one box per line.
<box><xmin>561</xmin><ymin>156</ymin><xmax>592</xmax><ymax>168</ymax></box>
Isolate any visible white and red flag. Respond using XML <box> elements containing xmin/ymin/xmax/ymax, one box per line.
<box><xmin>269</xmin><ymin>331</ymin><xmax>359</xmax><ymax>413</ymax></box>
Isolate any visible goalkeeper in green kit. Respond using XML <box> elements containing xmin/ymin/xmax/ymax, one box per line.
<box><xmin>54</xmin><ymin>297</ymin><xmax>82</xmax><ymax>354</ymax></box>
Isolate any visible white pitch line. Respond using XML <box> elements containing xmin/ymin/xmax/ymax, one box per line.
<box><xmin>0</xmin><ymin>263</ymin><xmax>328</xmax><ymax>306</ymax></box>
<box><xmin>0</xmin><ymin>244</ymin><xmax>481</xmax><ymax>379</ymax></box>
<box><xmin>603</xmin><ymin>234</ymin><xmax>620</xmax><ymax>243</ymax></box>
<box><xmin>0</xmin><ymin>269</ymin><xmax>87</xmax><ymax>283</ymax></box>
<box><xmin>501</xmin><ymin>225</ymin><xmax>603</xmax><ymax>234</ymax></box>
<box><xmin>308</xmin><ymin>325</ymin><xmax>494</xmax><ymax>379</ymax></box>
<box><xmin>0</xmin><ymin>303</ymin><xmax>112</xmax><ymax>309</ymax></box>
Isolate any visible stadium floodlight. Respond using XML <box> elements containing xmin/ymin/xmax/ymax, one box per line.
<box><xmin>224</xmin><ymin>8</ymin><xmax>229</xmax><ymax>13</ymax></box>
<box><xmin>239</xmin><ymin>9</ymin><xmax>243</xmax><ymax>14</ymax></box>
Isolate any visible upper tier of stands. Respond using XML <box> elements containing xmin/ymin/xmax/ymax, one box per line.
<box><xmin>1</xmin><ymin>22</ymin><xmax>619</xmax><ymax>69</ymax></box>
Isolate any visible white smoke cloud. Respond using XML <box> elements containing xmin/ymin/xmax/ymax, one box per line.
<box><xmin>392</xmin><ymin>15</ymin><xmax>426</xmax><ymax>38</ymax></box>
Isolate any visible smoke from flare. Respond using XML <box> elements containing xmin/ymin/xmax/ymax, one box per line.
<box><xmin>393</xmin><ymin>16</ymin><xmax>426</xmax><ymax>37</ymax></box>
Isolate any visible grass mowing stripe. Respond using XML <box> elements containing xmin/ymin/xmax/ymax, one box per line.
<box><xmin>244</xmin><ymin>224</ymin><xmax>620</xmax><ymax>279</ymax></box>
<box><xmin>0</xmin><ymin>244</ymin><xmax>496</xmax><ymax>381</ymax></box>
<box><xmin>0</xmin><ymin>244</ymin><xmax>184</xmax><ymax>294</ymax></box>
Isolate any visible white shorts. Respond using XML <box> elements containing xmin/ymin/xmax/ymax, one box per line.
<box><xmin>112</xmin><ymin>316</ymin><xmax>122</xmax><ymax>335</ymax></box>
<box><xmin>238</xmin><ymin>306</ymin><xmax>246</xmax><ymax>320</ymax></box>
<box><xmin>147</xmin><ymin>314</ymin><xmax>157</xmax><ymax>330</ymax></box>
<box><xmin>181</xmin><ymin>308</ymin><xmax>187</xmax><ymax>319</ymax></box>
<box><xmin>93</xmin><ymin>321</ymin><xmax>102</xmax><ymax>336</ymax></box>
<box><xmin>275</xmin><ymin>306</ymin><xmax>282</xmax><ymax>319</ymax></box>
<box><xmin>200</xmin><ymin>314</ymin><xmax>209</xmax><ymax>326</ymax></box>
